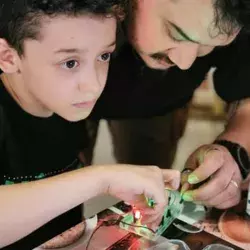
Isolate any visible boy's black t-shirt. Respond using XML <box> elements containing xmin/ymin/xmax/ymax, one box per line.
<box><xmin>90</xmin><ymin>31</ymin><xmax>250</xmax><ymax>119</ymax></box>
<box><xmin>0</xmin><ymin>82</ymin><xmax>87</xmax><ymax>249</ymax></box>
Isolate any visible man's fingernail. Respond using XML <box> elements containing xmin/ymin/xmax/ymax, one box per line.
<box><xmin>182</xmin><ymin>192</ymin><xmax>194</xmax><ymax>202</ymax></box>
<box><xmin>188</xmin><ymin>174</ymin><xmax>199</xmax><ymax>184</ymax></box>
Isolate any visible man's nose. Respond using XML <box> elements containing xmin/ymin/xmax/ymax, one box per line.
<box><xmin>168</xmin><ymin>43</ymin><xmax>200</xmax><ymax>70</ymax></box>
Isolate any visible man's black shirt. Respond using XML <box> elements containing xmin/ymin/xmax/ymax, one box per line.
<box><xmin>91</xmin><ymin>31</ymin><xmax>250</xmax><ymax>119</ymax></box>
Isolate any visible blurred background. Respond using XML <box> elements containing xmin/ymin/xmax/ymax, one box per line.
<box><xmin>92</xmin><ymin>68</ymin><xmax>226</xmax><ymax>171</ymax></box>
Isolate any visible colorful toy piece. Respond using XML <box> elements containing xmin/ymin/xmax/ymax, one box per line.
<box><xmin>119</xmin><ymin>190</ymin><xmax>184</xmax><ymax>240</ymax></box>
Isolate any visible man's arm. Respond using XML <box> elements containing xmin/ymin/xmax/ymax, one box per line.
<box><xmin>181</xmin><ymin>99</ymin><xmax>250</xmax><ymax>208</ymax></box>
<box><xmin>217</xmin><ymin>98</ymin><xmax>250</xmax><ymax>152</ymax></box>
<box><xmin>181</xmin><ymin>36</ymin><xmax>250</xmax><ymax>207</ymax></box>
<box><xmin>219</xmin><ymin>98</ymin><xmax>250</xmax><ymax>190</ymax></box>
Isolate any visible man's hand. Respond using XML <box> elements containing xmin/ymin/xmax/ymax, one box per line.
<box><xmin>103</xmin><ymin>165</ymin><xmax>180</xmax><ymax>229</ymax></box>
<box><xmin>181</xmin><ymin>144</ymin><xmax>242</xmax><ymax>209</ymax></box>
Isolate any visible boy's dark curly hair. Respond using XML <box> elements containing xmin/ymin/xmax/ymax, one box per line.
<box><xmin>213</xmin><ymin>0</ymin><xmax>250</xmax><ymax>36</ymax></box>
<box><xmin>0</xmin><ymin>0</ymin><xmax>127</xmax><ymax>55</ymax></box>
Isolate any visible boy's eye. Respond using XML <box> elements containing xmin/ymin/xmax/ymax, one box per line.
<box><xmin>98</xmin><ymin>52</ymin><xmax>112</xmax><ymax>62</ymax></box>
<box><xmin>62</xmin><ymin>60</ymin><xmax>79</xmax><ymax>69</ymax></box>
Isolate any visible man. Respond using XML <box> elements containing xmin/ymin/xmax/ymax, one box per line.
<box><xmin>87</xmin><ymin>0</ymin><xmax>250</xmax><ymax>209</ymax></box>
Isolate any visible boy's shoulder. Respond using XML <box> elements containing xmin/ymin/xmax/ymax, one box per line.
<box><xmin>0</xmin><ymin>78</ymin><xmax>86</xmax><ymax>185</ymax></box>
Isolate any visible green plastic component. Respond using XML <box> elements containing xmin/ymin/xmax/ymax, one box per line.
<box><xmin>156</xmin><ymin>190</ymin><xmax>183</xmax><ymax>236</ymax></box>
<box><xmin>121</xmin><ymin>213</ymin><xmax>134</xmax><ymax>229</ymax></box>
<box><xmin>120</xmin><ymin>190</ymin><xmax>184</xmax><ymax>240</ymax></box>
<box><xmin>146</xmin><ymin>197</ymin><xmax>156</xmax><ymax>208</ymax></box>
<box><xmin>120</xmin><ymin>212</ymin><xmax>154</xmax><ymax>238</ymax></box>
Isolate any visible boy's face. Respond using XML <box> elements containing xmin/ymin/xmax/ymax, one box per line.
<box><xmin>128</xmin><ymin>0</ymin><xmax>240</xmax><ymax>70</ymax></box>
<box><xmin>18</xmin><ymin>15</ymin><xmax>116</xmax><ymax>121</ymax></box>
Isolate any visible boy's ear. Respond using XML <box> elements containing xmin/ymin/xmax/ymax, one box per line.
<box><xmin>0</xmin><ymin>39</ymin><xmax>20</xmax><ymax>74</ymax></box>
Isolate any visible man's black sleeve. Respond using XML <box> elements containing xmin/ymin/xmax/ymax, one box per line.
<box><xmin>213</xmin><ymin>33</ymin><xmax>250</xmax><ymax>102</ymax></box>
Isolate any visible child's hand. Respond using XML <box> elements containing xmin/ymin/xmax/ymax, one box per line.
<box><xmin>103</xmin><ymin>165</ymin><xmax>180</xmax><ymax>229</ymax></box>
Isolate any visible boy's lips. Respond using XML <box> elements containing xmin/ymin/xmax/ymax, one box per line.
<box><xmin>72</xmin><ymin>100</ymin><xmax>96</xmax><ymax>109</ymax></box>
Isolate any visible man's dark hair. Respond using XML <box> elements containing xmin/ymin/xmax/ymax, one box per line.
<box><xmin>0</xmin><ymin>0</ymin><xmax>127</xmax><ymax>55</ymax></box>
<box><xmin>213</xmin><ymin>0</ymin><xmax>250</xmax><ymax>36</ymax></box>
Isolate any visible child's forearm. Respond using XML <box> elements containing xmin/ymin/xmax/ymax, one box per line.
<box><xmin>0</xmin><ymin>165</ymin><xmax>108</xmax><ymax>248</ymax></box>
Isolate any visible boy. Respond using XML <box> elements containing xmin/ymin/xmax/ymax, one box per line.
<box><xmin>0</xmin><ymin>0</ymin><xmax>180</xmax><ymax>249</ymax></box>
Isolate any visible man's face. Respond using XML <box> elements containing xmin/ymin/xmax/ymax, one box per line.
<box><xmin>19</xmin><ymin>15</ymin><xmax>116</xmax><ymax>121</ymax></box>
<box><xmin>129</xmin><ymin>0</ymin><xmax>240</xmax><ymax>70</ymax></box>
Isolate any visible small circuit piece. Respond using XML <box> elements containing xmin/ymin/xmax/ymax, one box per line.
<box><xmin>119</xmin><ymin>190</ymin><xmax>184</xmax><ymax>240</ymax></box>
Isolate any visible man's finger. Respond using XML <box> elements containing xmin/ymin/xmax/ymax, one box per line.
<box><xmin>215</xmin><ymin>195</ymin><xmax>241</xmax><ymax>209</ymax></box>
<box><xmin>184</xmin><ymin>145</ymin><xmax>215</xmax><ymax>170</ymax></box>
<box><xmin>203</xmin><ymin>180</ymin><xmax>241</xmax><ymax>207</ymax></box>
<box><xmin>187</xmin><ymin>149</ymin><xmax>224</xmax><ymax>185</ymax></box>
<box><xmin>162</xmin><ymin>169</ymin><xmax>180</xmax><ymax>190</ymax></box>
<box><xmin>208</xmin><ymin>194</ymin><xmax>241</xmax><ymax>209</ymax></box>
<box><xmin>183</xmin><ymin>166</ymin><xmax>233</xmax><ymax>202</ymax></box>
<box><xmin>184</xmin><ymin>152</ymin><xmax>198</xmax><ymax>170</ymax></box>
<box><xmin>180</xmin><ymin>182</ymin><xmax>190</xmax><ymax>194</ymax></box>
<box><xmin>180</xmin><ymin>170</ymin><xmax>194</xmax><ymax>193</ymax></box>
